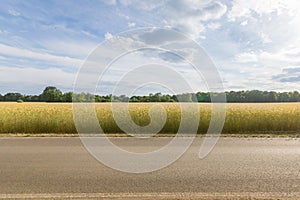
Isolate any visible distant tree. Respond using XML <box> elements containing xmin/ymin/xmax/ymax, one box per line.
<box><xmin>119</xmin><ymin>95</ymin><xmax>129</xmax><ymax>102</ymax></box>
<box><xmin>62</xmin><ymin>92</ymin><xmax>74</xmax><ymax>102</ymax></box>
<box><xmin>1</xmin><ymin>87</ymin><xmax>300</xmax><ymax>103</ymax></box>
<box><xmin>3</xmin><ymin>93</ymin><xmax>23</xmax><ymax>101</ymax></box>
<box><xmin>177</xmin><ymin>93</ymin><xmax>193</xmax><ymax>102</ymax></box>
<box><xmin>41</xmin><ymin>86</ymin><xmax>62</xmax><ymax>102</ymax></box>
<box><xmin>104</xmin><ymin>94</ymin><xmax>112</xmax><ymax>102</ymax></box>
<box><xmin>277</xmin><ymin>92</ymin><xmax>290</xmax><ymax>102</ymax></box>
<box><xmin>23</xmin><ymin>95</ymin><xmax>40</xmax><ymax>102</ymax></box>
<box><xmin>73</xmin><ymin>93</ymin><xmax>86</xmax><ymax>102</ymax></box>
<box><xmin>160</xmin><ymin>94</ymin><xmax>173</xmax><ymax>102</ymax></box>
<box><xmin>84</xmin><ymin>93</ymin><xmax>95</xmax><ymax>102</ymax></box>
<box><xmin>130</xmin><ymin>96</ymin><xmax>139</xmax><ymax>102</ymax></box>
<box><xmin>196</xmin><ymin>92</ymin><xmax>210</xmax><ymax>102</ymax></box>
<box><xmin>267</xmin><ymin>91</ymin><xmax>277</xmax><ymax>102</ymax></box>
<box><xmin>95</xmin><ymin>95</ymin><xmax>106</xmax><ymax>102</ymax></box>
<box><xmin>290</xmin><ymin>91</ymin><xmax>300</xmax><ymax>102</ymax></box>
<box><xmin>72</xmin><ymin>92</ymin><xmax>95</xmax><ymax>102</ymax></box>
<box><xmin>154</xmin><ymin>92</ymin><xmax>162</xmax><ymax>102</ymax></box>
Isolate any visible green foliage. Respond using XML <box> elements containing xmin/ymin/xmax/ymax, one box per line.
<box><xmin>17</xmin><ymin>99</ymin><xmax>23</xmax><ymax>103</ymax></box>
<box><xmin>62</xmin><ymin>92</ymin><xmax>73</xmax><ymax>102</ymax></box>
<box><xmin>41</xmin><ymin>86</ymin><xmax>62</xmax><ymax>102</ymax></box>
<box><xmin>2</xmin><ymin>93</ymin><xmax>22</xmax><ymax>101</ymax></box>
<box><xmin>1</xmin><ymin>86</ymin><xmax>300</xmax><ymax>102</ymax></box>
<box><xmin>72</xmin><ymin>92</ymin><xmax>95</xmax><ymax>102</ymax></box>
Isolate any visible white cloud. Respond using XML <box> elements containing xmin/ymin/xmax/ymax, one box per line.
<box><xmin>8</xmin><ymin>9</ymin><xmax>20</xmax><ymax>16</ymax></box>
<box><xmin>259</xmin><ymin>48</ymin><xmax>300</xmax><ymax>65</ymax></box>
<box><xmin>214</xmin><ymin>58</ymin><xmax>300</xmax><ymax>91</ymax></box>
<box><xmin>235</xmin><ymin>52</ymin><xmax>258</xmax><ymax>63</ymax></box>
<box><xmin>0</xmin><ymin>66</ymin><xmax>76</xmax><ymax>93</ymax></box>
<box><xmin>104</xmin><ymin>32</ymin><xmax>113</xmax><ymax>40</ymax></box>
<box><xmin>3</xmin><ymin>0</ymin><xmax>300</xmax><ymax>93</ymax></box>
<box><xmin>102</xmin><ymin>0</ymin><xmax>117</xmax><ymax>5</ymax></box>
<box><xmin>119</xmin><ymin>0</ymin><xmax>227</xmax><ymax>40</ymax></box>
<box><xmin>235</xmin><ymin>46</ymin><xmax>300</xmax><ymax>67</ymax></box>
<box><xmin>226</xmin><ymin>0</ymin><xmax>300</xmax><ymax>56</ymax></box>
<box><xmin>207</xmin><ymin>22</ymin><xmax>221</xmax><ymax>30</ymax></box>
<box><xmin>127</xmin><ymin>22</ymin><xmax>136</xmax><ymax>28</ymax></box>
<box><xmin>119</xmin><ymin>0</ymin><xmax>166</xmax><ymax>11</ymax></box>
<box><xmin>227</xmin><ymin>0</ymin><xmax>288</xmax><ymax>21</ymax></box>
<box><xmin>240</xmin><ymin>20</ymin><xmax>248</xmax><ymax>26</ymax></box>
<box><xmin>164</xmin><ymin>1</ymin><xmax>227</xmax><ymax>39</ymax></box>
<box><xmin>0</xmin><ymin>43</ymin><xmax>83</xmax><ymax>68</ymax></box>
<box><xmin>260</xmin><ymin>32</ymin><xmax>272</xmax><ymax>44</ymax></box>
<box><xmin>38</xmin><ymin>39</ymin><xmax>98</xmax><ymax>59</ymax></box>
<box><xmin>81</xmin><ymin>30</ymin><xmax>99</xmax><ymax>39</ymax></box>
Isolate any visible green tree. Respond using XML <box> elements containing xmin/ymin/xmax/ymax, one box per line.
<box><xmin>177</xmin><ymin>93</ymin><xmax>193</xmax><ymax>102</ymax></box>
<box><xmin>4</xmin><ymin>93</ymin><xmax>23</xmax><ymax>101</ymax></box>
<box><xmin>62</xmin><ymin>92</ymin><xmax>74</xmax><ymax>102</ymax></box>
<box><xmin>41</xmin><ymin>86</ymin><xmax>62</xmax><ymax>102</ymax></box>
<box><xmin>290</xmin><ymin>91</ymin><xmax>300</xmax><ymax>102</ymax></box>
<box><xmin>196</xmin><ymin>92</ymin><xmax>210</xmax><ymax>102</ymax></box>
<box><xmin>277</xmin><ymin>92</ymin><xmax>290</xmax><ymax>102</ymax></box>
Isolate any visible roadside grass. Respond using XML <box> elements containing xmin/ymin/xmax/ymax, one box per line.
<box><xmin>0</xmin><ymin>102</ymin><xmax>300</xmax><ymax>136</ymax></box>
<box><xmin>0</xmin><ymin>133</ymin><xmax>299</xmax><ymax>137</ymax></box>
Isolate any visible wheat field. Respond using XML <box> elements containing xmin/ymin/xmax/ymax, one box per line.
<box><xmin>0</xmin><ymin>102</ymin><xmax>300</xmax><ymax>135</ymax></box>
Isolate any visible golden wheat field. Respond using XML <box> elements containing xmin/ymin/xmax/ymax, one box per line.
<box><xmin>0</xmin><ymin>102</ymin><xmax>300</xmax><ymax>135</ymax></box>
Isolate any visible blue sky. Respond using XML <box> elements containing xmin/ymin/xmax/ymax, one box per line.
<box><xmin>0</xmin><ymin>0</ymin><xmax>300</xmax><ymax>95</ymax></box>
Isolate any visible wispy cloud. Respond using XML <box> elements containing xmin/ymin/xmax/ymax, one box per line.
<box><xmin>0</xmin><ymin>65</ymin><xmax>76</xmax><ymax>94</ymax></box>
<box><xmin>7</xmin><ymin>9</ymin><xmax>21</xmax><ymax>16</ymax></box>
<box><xmin>1</xmin><ymin>0</ymin><xmax>300</xmax><ymax>94</ymax></box>
<box><xmin>0</xmin><ymin>43</ymin><xmax>83</xmax><ymax>69</ymax></box>
<box><xmin>273</xmin><ymin>66</ymin><xmax>300</xmax><ymax>83</ymax></box>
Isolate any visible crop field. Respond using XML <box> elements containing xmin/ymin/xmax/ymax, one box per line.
<box><xmin>0</xmin><ymin>102</ymin><xmax>300</xmax><ymax>135</ymax></box>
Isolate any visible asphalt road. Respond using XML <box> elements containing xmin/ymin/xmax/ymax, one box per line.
<box><xmin>0</xmin><ymin>137</ymin><xmax>299</xmax><ymax>199</ymax></box>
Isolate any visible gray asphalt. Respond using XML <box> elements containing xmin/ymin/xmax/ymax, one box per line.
<box><xmin>0</xmin><ymin>137</ymin><xmax>299</xmax><ymax>199</ymax></box>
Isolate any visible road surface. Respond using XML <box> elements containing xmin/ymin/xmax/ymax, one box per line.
<box><xmin>0</xmin><ymin>137</ymin><xmax>299</xmax><ymax>199</ymax></box>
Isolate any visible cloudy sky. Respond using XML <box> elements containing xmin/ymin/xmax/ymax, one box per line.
<box><xmin>0</xmin><ymin>0</ymin><xmax>300</xmax><ymax>95</ymax></box>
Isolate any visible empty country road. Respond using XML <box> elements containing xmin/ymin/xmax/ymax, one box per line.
<box><xmin>0</xmin><ymin>137</ymin><xmax>299</xmax><ymax>199</ymax></box>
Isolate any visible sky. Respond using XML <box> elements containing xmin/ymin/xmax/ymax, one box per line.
<box><xmin>0</xmin><ymin>0</ymin><xmax>300</xmax><ymax>95</ymax></box>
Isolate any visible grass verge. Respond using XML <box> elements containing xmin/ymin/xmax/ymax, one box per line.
<box><xmin>1</xmin><ymin>133</ymin><xmax>299</xmax><ymax>137</ymax></box>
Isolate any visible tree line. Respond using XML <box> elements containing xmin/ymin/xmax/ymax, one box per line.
<box><xmin>1</xmin><ymin>86</ymin><xmax>300</xmax><ymax>102</ymax></box>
